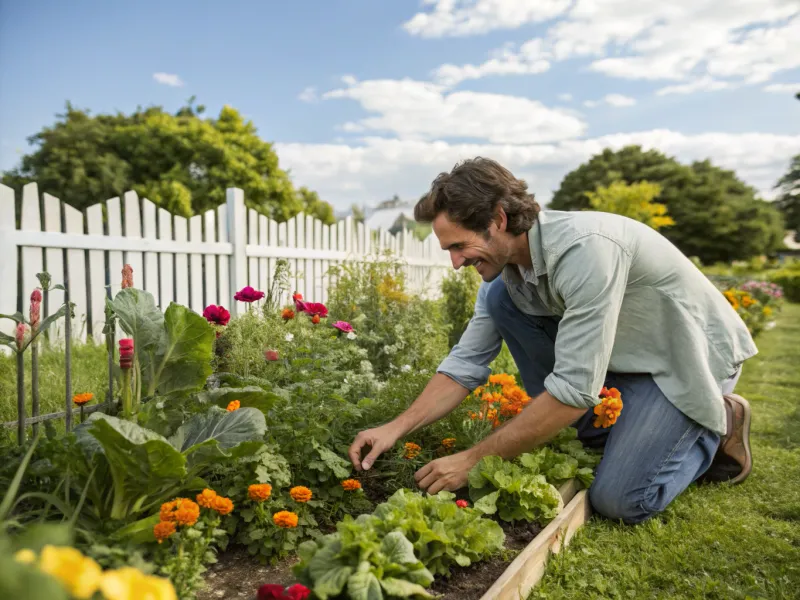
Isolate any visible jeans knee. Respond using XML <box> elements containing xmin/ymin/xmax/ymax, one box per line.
<box><xmin>589</xmin><ymin>479</ymin><xmax>660</xmax><ymax>525</ymax></box>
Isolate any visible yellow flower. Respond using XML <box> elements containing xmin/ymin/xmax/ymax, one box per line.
<box><xmin>14</xmin><ymin>548</ymin><xmax>36</xmax><ymax>564</ymax></box>
<box><xmin>39</xmin><ymin>545</ymin><xmax>102</xmax><ymax>599</ymax></box>
<box><xmin>227</xmin><ymin>400</ymin><xmax>241</xmax><ymax>411</ymax></box>
<box><xmin>403</xmin><ymin>442</ymin><xmax>422</xmax><ymax>460</ymax></box>
<box><xmin>441</xmin><ymin>438</ymin><xmax>456</xmax><ymax>450</ymax></box>
<box><xmin>100</xmin><ymin>566</ymin><xmax>177</xmax><ymax>600</ymax></box>
<box><xmin>763</xmin><ymin>306</ymin><xmax>773</xmax><ymax>317</ymax></box>
<box><xmin>290</xmin><ymin>486</ymin><xmax>313</xmax><ymax>503</ymax></box>
<box><xmin>196</xmin><ymin>488</ymin><xmax>218</xmax><ymax>508</ymax></box>
<box><xmin>593</xmin><ymin>388</ymin><xmax>624</xmax><ymax>429</ymax></box>
<box><xmin>488</xmin><ymin>373</ymin><xmax>516</xmax><ymax>387</ymax></box>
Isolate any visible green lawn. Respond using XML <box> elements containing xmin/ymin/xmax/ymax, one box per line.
<box><xmin>531</xmin><ymin>303</ymin><xmax>800</xmax><ymax>600</ymax></box>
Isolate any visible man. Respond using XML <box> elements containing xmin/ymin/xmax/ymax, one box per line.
<box><xmin>348</xmin><ymin>157</ymin><xmax>756</xmax><ymax>524</ymax></box>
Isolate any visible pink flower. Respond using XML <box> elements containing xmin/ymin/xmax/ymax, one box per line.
<box><xmin>234</xmin><ymin>286</ymin><xmax>265</xmax><ymax>303</ymax></box>
<box><xmin>292</xmin><ymin>292</ymin><xmax>303</xmax><ymax>302</ymax></box>
<box><xmin>121</xmin><ymin>264</ymin><xmax>134</xmax><ymax>289</ymax></box>
<box><xmin>286</xmin><ymin>584</ymin><xmax>311</xmax><ymax>600</ymax></box>
<box><xmin>119</xmin><ymin>338</ymin><xmax>134</xmax><ymax>369</ymax></box>
<box><xmin>203</xmin><ymin>305</ymin><xmax>230</xmax><ymax>326</ymax></box>
<box><xmin>265</xmin><ymin>349</ymin><xmax>279</xmax><ymax>361</ymax></box>
<box><xmin>332</xmin><ymin>321</ymin><xmax>353</xmax><ymax>333</ymax></box>
<box><xmin>29</xmin><ymin>289</ymin><xmax>42</xmax><ymax>331</ymax></box>
<box><xmin>15</xmin><ymin>322</ymin><xmax>28</xmax><ymax>351</ymax></box>
<box><xmin>257</xmin><ymin>584</ymin><xmax>288</xmax><ymax>600</ymax></box>
<box><xmin>456</xmin><ymin>499</ymin><xmax>469</xmax><ymax>508</ymax></box>
<box><xmin>297</xmin><ymin>301</ymin><xmax>328</xmax><ymax>318</ymax></box>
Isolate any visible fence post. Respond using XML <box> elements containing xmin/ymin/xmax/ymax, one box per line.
<box><xmin>226</xmin><ymin>188</ymin><xmax>246</xmax><ymax>316</ymax></box>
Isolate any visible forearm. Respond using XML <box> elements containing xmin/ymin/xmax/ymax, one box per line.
<box><xmin>390</xmin><ymin>373</ymin><xmax>470</xmax><ymax>437</ymax></box>
<box><xmin>469</xmin><ymin>390</ymin><xmax>586</xmax><ymax>460</ymax></box>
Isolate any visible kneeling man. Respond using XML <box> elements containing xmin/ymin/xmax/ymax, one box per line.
<box><xmin>348</xmin><ymin>157</ymin><xmax>756</xmax><ymax>524</ymax></box>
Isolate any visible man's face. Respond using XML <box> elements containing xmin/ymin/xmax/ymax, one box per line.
<box><xmin>432</xmin><ymin>213</ymin><xmax>508</xmax><ymax>282</ymax></box>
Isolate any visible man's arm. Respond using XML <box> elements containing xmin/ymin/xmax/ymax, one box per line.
<box><xmin>349</xmin><ymin>280</ymin><xmax>503</xmax><ymax>471</ymax></box>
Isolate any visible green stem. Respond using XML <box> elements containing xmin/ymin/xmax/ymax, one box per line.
<box><xmin>16</xmin><ymin>350</ymin><xmax>25</xmax><ymax>447</ymax></box>
<box><xmin>31</xmin><ymin>341</ymin><xmax>39</xmax><ymax>437</ymax></box>
<box><xmin>65</xmin><ymin>302</ymin><xmax>73</xmax><ymax>433</ymax></box>
<box><xmin>121</xmin><ymin>369</ymin><xmax>132</xmax><ymax>419</ymax></box>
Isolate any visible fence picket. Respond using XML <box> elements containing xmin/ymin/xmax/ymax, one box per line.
<box><xmin>268</xmin><ymin>218</ymin><xmax>278</xmax><ymax>306</ymax></box>
<box><xmin>123</xmin><ymin>191</ymin><xmax>143</xmax><ymax>289</ymax></box>
<box><xmin>204</xmin><ymin>210</ymin><xmax>218</xmax><ymax>306</ymax></box>
<box><xmin>142</xmin><ymin>199</ymin><xmax>159</xmax><ymax>305</ymax></box>
<box><xmin>287</xmin><ymin>216</ymin><xmax>297</xmax><ymax>298</ymax></box>
<box><xmin>216</xmin><ymin>205</ymin><xmax>230</xmax><ymax>308</ymax></box>
<box><xmin>158</xmin><ymin>208</ymin><xmax>174</xmax><ymax>308</ymax></box>
<box><xmin>296</xmin><ymin>214</ymin><xmax>306</xmax><ymax>299</ymax></box>
<box><xmin>42</xmin><ymin>193</ymin><xmax>65</xmax><ymax>338</ymax></box>
<box><xmin>258</xmin><ymin>214</ymin><xmax>268</xmax><ymax>295</ymax></box>
<box><xmin>63</xmin><ymin>204</ymin><xmax>87</xmax><ymax>343</ymax></box>
<box><xmin>188</xmin><ymin>215</ymin><xmax>204</xmax><ymax>313</ymax></box>
<box><xmin>85</xmin><ymin>204</ymin><xmax>105</xmax><ymax>342</ymax></box>
<box><xmin>0</xmin><ymin>185</ymin><xmax>16</xmax><ymax>344</ymax></box>
<box><xmin>106</xmin><ymin>197</ymin><xmax>123</xmax><ymax>297</ymax></box>
<box><xmin>248</xmin><ymin>209</ymin><xmax>259</xmax><ymax>292</ymax></box>
<box><xmin>21</xmin><ymin>184</ymin><xmax>44</xmax><ymax>323</ymax></box>
<box><xmin>173</xmin><ymin>216</ymin><xmax>190</xmax><ymax>307</ymax></box>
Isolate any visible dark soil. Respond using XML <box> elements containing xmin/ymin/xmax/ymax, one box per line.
<box><xmin>196</xmin><ymin>547</ymin><xmax>299</xmax><ymax>600</ymax></box>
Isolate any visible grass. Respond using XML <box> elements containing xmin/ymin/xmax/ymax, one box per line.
<box><xmin>0</xmin><ymin>339</ymin><xmax>108</xmax><ymax>436</ymax></box>
<box><xmin>531</xmin><ymin>303</ymin><xmax>800</xmax><ymax>600</ymax></box>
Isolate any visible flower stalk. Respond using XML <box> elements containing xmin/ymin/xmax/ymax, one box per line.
<box><xmin>29</xmin><ymin>289</ymin><xmax>42</xmax><ymax>436</ymax></box>
<box><xmin>119</xmin><ymin>338</ymin><xmax>135</xmax><ymax>418</ymax></box>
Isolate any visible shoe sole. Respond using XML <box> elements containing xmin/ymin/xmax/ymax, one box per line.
<box><xmin>724</xmin><ymin>393</ymin><xmax>752</xmax><ymax>485</ymax></box>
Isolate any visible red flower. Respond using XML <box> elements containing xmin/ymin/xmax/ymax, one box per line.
<box><xmin>15</xmin><ymin>323</ymin><xmax>28</xmax><ymax>351</ymax></box>
<box><xmin>121</xmin><ymin>264</ymin><xmax>134</xmax><ymax>289</ymax></box>
<box><xmin>265</xmin><ymin>349</ymin><xmax>279</xmax><ymax>361</ymax></box>
<box><xmin>311</xmin><ymin>314</ymin><xmax>320</xmax><ymax>324</ymax></box>
<box><xmin>332</xmin><ymin>320</ymin><xmax>353</xmax><ymax>333</ymax></box>
<box><xmin>292</xmin><ymin>292</ymin><xmax>303</xmax><ymax>302</ymax></box>
<box><xmin>295</xmin><ymin>298</ymin><xmax>328</xmax><ymax>318</ymax></box>
<box><xmin>119</xmin><ymin>338</ymin><xmax>134</xmax><ymax>369</ymax></box>
<box><xmin>286</xmin><ymin>584</ymin><xmax>311</xmax><ymax>600</ymax></box>
<box><xmin>456</xmin><ymin>499</ymin><xmax>469</xmax><ymax>508</ymax></box>
<box><xmin>203</xmin><ymin>304</ymin><xmax>230</xmax><ymax>326</ymax></box>
<box><xmin>257</xmin><ymin>584</ymin><xmax>288</xmax><ymax>600</ymax></box>
<box><xmin>234</xmin><ymin>286</ymin><xmax>265</xmax><ymax>303</ymax></box>
<box><xmin>281</xmin><ymin>308</ymin><xmax>295</xmax><ymax>320</ymax></box>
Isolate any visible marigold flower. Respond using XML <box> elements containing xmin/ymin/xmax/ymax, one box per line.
<box><xmin>442</xmin><ymin>438</ymin><xmax>456</xmax><ymax>450</ymax></box>
<box><xmin>281</xmin><ymin>308</ymin><xmax>295</xmax><ymax>320</ymax></box>
<box><xmin>234</xmin><ymin>286</ymin><xmax>265</xmax><ymax>303</ymax></box>
<box><xmin>72</xmin><ymin>392</ymin><xmax>94</xmax><ymax>406</ymax></box>
<box><xmin>265</xmin><ymin>349</ymin><xmax>279</xmax><ymax>361</ymax></box>
<box><xmin>456</xmin><ymin>499</ymin><xmax>469</xmax><ymax>508</ymax></box>
<box><xmin>203</xmin><ymin>304</ymin><xmax>231</xmax><ymax>326</ymax></box>
<box><xmin>341</xmin><ymin>479</ymin><xmax>362</xmax><ymax>491</ymax></box>
<box><xmin>248</xmin><ymin>483</ymin><xmax>273</xmax><ymax>502</ymax></box>
<box><xmin>211</xmin><ymin>495</ymin><xmax>234</xmax><ymax>516</ymax></box>
<box><xmin>160</xmin><ymin>498</ymin><xmax>200</xmax><ymax>527</ymax></box>
<box><xmin>100</xmin><ymin>566</ymin><xmax>177</xmax><ymax>600</ymax></box>
<box><xmin>273</xmin><ymin>510</ymin><xmax>299</xmax><ymax>528</ymax></box>
<box><xmin>290</xmin><ymin>486</ymin><xmax>313</xmax><ymax>503</ymax></box>
<box><xmin>227</xmin><ymin>400</ymin><xmax>241</xmax><ymax>411</ymax></box>
<box><xmin>488</xmin><ymin>373</ymin><xmax>516</xmax><ymax>387</ymax></box>
<box><xmin>594</xmin><ymin>388</ymin><xmax>623</xmax><ymax>429</ymax></box>
<box><xmin>404</xmin><ymin>442</ymin><xmax>422</xmax><ymax>460</ymax></box>
<box><xmin>196</xmin><ymin>488</ymin><xmax>218</xmax><ymax>508</ymax></box>
<box><xmin>154</xmin><ymin>521</ymin><xmax>176</xmax><ymax>543</ymax></box>
<box><xmin>311</xmin><ymin>314</ymin><xmax>320</xmax><ymax>324</ymax></box>
<box><xmin>332</xmin><ymin>320</ymin><xmax>353</xmax><ymax>333</ymax></box>
<box><xmin>38</xmin><ymin>545</ymin><xmax>102</xmax><ymax>599</ymax></box>
<box><xmin>121</xmin><ymin>264</ymin><xmax>134</xmax><ymax>289</ymax></box>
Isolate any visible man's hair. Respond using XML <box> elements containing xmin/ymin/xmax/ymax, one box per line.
<box><xmin>414</xmin><ymin>157</ymin><xmax>540</xmax><ymax>236</ymax></box>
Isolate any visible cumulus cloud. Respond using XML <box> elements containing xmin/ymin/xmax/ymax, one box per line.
<box><xmin>764</xmin><ymin>82</ymin><xmax>800</xmax><ymax>93</ymax></box>
<box><xmin>583</xmin><ymin>94</ymin><xmax>636</xmax><ymax>107</ymax></box>
<box><xmin>415</xmin><ymin>1</ymin><xmax>800</xmax><ymax>92</ymax></box>
<box><xmin>276</xmin><ymin>131</ymin><xmax>800</xmax><ymax>209</ymax></box>
<box><xmin>153</xmin><ymin>72</ymin><xmax>184</xmax><ymax>87</ymax></box>
<box><xmin>298</xmin><ymin>86</ymin><xmax>319</xmax><ymax>103</ymax></box>
<box><xmin>320</xmin><ymin>76</ymin><xmax>586</xmax><ymax>144</ymax></box>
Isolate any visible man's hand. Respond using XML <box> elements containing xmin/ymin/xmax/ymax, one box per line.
<box><xmin>414</xmin><ymin>450</ymin><xmax>479</xmax><ymax>495</ymax></box>
<box><xmin>348</xmin><ymin>423</ymin><xmax>402</xmax><ymax>471</ymax></box>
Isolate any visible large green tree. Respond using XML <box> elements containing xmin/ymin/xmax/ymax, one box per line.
<box><xmin>775</xmin><ymin>155</ymin><xmax>799</xmax><ymax>242</ymax></box>
<box><xmin>549</xmin><ymin>146</ymin><xmax>785</xmax><ymax>264</ymax></box>
<box><xmin>1</xmin><ymin>100</ymin><xmax>335</xmax><ymax>223</ymax></box>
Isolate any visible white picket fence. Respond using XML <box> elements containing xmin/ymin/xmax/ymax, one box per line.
<box><xmin>0</xmin><ymin>182</ymin><xmax>452</xmax><ymax>348</ymax></box>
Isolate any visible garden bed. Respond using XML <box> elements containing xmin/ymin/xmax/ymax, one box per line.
<box><xmin>198</xmin><ymin>480</ymin><xmax>590</xmax><ymax>600</ymax></box>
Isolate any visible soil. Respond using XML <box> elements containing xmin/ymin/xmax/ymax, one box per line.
<box><xmin>196</xmin><ymin>547</ymin><xmax>299</xmax><ymax>600</ymax></box>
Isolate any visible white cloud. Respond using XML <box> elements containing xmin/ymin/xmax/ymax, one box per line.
<box><xmin>298</xmin><ymin>86</ymin><xmax>318</xmax><ymax>103</ymax></box>
<box><xmin>583</xmin><ymin>100</ymin><xmax>599</xmax><ymax>108</ymax></box>
<box><xmin>153</xmin><ymin>72</ymin><xmax>184</xmax><ymax>87</ymax></box>
<box><xmin>403</xmin><ymin>0</ymin><xmax>571</xmax><ymax>38</ymax></box>
<box><xmin>656</xmin><ymin>77</ymin><xmax>732</xmax><ymax>96</ymax></box>
<box><xmin>417</xmin><ymin>1</ymin><xmax>800</xmax><ymax>92</ymax></box>
<box><xmin>320</xmin><ymin>77</ymin><xmax>586</xmax><ymax>144</ymax></box>
<box><xmin>277</xmin><ymin>131</ymin><xmax>800</xmax><ymax>209</ymax></box>
<box><xmin>604</xmin><ymin>94</ymin><xmax>636</xmax><ymax>107</ymax></box>
<box><xmin>764</xmin><ymin>82</ymin><xmax>800</xmax><ymax>93</ymax></box>
<box><xmin>558</xmin><ymin>93</ymin><xmax>573</xmax><ymax>102</ymax></box>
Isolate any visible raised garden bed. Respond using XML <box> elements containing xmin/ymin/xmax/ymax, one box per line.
<box><xmin>198</xmin><ymin>480</ymin><xmax>591</xmax><ymax>600</ymax></box>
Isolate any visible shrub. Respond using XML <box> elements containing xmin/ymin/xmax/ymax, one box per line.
<box><xmin>440</xmin><ymin>267</ymin><xmax>482</xmax><ymax>347</ymax></box>
<box><xmin>767</xmin><ymin>270</ymin><xmax>800</xmax><ymax>302</ymax></box>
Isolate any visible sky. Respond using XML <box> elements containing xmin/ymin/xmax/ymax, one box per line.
<box><xmin>1</xmin><ymin>0</ymin><xmax>799</xmax><ymax>211</ymax></box>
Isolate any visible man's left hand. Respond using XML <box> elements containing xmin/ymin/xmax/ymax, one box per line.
<box><xmin>414</xmin><ymin>450</ymin><xmax>479</xmax><ymax>495</ymax></box>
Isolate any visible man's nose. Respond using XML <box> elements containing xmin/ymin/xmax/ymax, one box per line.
<box><xmin>450</xmin><ymin>250</ymin><xmax>465</xmax><ymax>269</ymax></box>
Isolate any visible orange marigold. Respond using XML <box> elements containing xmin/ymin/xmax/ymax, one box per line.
<box><xmin>72</xmin><ymin>393</ymin><xmax>94</xmax><ymax>406</ymax></box>
<box><xmin>196</xmin><ymin>488</ymin><xmax>218</xmax><ymax>508</ymax></box>
<box><xmin>273</xmin><ymin>510</ymin><xmax>299</xmax><ymax>528</ymax></box>
<box><xmin>153</xmin><ymin>520</ymin><xmax>176</xmax><ymax>543</ymax></box>
<box><xmin>341</xmin><ymin>479</ymin><xmax>362</xmax><ymax>491</ymax></box>
<box><xmin>290</xmin><ymin>486</ymin><xmax>313</xmax><ymax>503</ymax></box>
<box><xmin>488</xmin><ymin>373</ymin><xmax>516</xmax><ymax>387</ymax></box>
<box><xmin>211</xmin><ymin>495</ymin><xmax>234</xmax><ymax>516</ymax></box>
<box><xmin>160</xmin><ymin>498</ymin><xmax>200</xmax><ymax>527</ymax></box>
<box><xmin>404</xmin><ymin>442</ymin><xmax>422</xmax><ymax>460</ymax></box>
<box><xmin>248</xmin><ymin>483</ymin><xmax>272</xmax><ymax>502</ymax></box>
<box><xmin>441</xmin><ymin>438</ymin><xmax>456</xmax><ymax>450</ymax></box>
<box><xmin>227</xmin><ymin>400</ymin><xmax>241</xmax><ymax>412</ymax></box>
<box><xmin>281</xmin><ymin>308</ymin><xmax>295</xmax><ymax>320</ymax></box>
<box><xmin>594</xmin><ymin>387</ymin><xmax>623</xmax><ymax>429</ymax></box>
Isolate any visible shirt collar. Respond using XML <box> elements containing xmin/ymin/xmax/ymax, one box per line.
<box><xmin>502</xmin><ymin>215</ymin><xmax>547</xmax><ymax>285</ymax></box>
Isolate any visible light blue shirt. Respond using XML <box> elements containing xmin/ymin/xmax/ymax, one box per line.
<box><xmin>437</xmin><ymin>210</ymin><xmax>758</xmax><ymax>436</ymax></box>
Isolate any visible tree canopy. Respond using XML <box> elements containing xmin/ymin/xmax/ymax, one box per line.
<box><xmin>1</xmin><ymin>99</ymin><xmax>335</xmax><ymax>224</ymax></box>
<box><xmin>549</xmin><ymin>145</ymin><xmax>785</xmax><ymax>264</ymax></box>
<box><xmin>584</xmin><ymin>180</ymin><xmax>674</xmax><ymax>231</ymax></box>
<box><xmin>775</xmin><ymin>155</ymin><xmax>799</xmax><ymax>242</ymax></box>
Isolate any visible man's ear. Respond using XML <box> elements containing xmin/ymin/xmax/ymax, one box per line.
<box><xmin>494</xmin><ymin>206</ymin><xmax>508</xmax><ymax>232</ymax></box>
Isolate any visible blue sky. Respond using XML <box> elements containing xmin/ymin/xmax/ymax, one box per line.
<box><xmin>1</xmin><ymin>0</ymin><xmax>799</xmax><ymax>210</ymax></box>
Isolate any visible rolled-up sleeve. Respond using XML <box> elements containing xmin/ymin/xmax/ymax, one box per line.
<box><xmin>437</xmin><ymin>280</ymin><xmax>503</xmax><ymax>390</ymax></box>
<box><xmin>544</xmin><ymin>235</ymin><xmax>631</xmax><ymax>409</ymax></box>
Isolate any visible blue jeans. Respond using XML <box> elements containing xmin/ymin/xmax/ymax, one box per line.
<box><xmin>485</xmin><ymin>278</ymin><xmax>723</xmax><ymax>524</ymax></box>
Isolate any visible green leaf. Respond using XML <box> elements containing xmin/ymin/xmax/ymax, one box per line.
<box><xmin>196</xmin><ymin>386</ymin><xmax>279</xmax><ymax>413</ymax></box>
<box><xmin>23</xmin><ymin>305</ymin><xmax>68</xmax><ymax>351</ymax></box>
<box><xmin>311</xmin><ymin>439</ymin><xmax>351</xmax><ymax>479</ymax></box>
<box><xmin>473</xmin><ymin>491</ymin><xmax>499</xmax><ymax>515</ymax></box>
<box><xmin>108</xmin><ymin>288</ymin><xmax>163</xmax><ymax>353</ymax></box>
<box><xmin>381</xmin><ymin>578</ymin><xmax>433</xmax><ymax>598</ymax></box>
<box><xmin>381</xmin><ymin>531</ymin><xmax>418</xmax><ymax>565</ymax></box>
<box><xmin>347</xmin><ymin>571</ymin><xmax>383</xmax><ymax>600</ymax></box>
<box><xmin>152</xmin><ymin>303</ymin><xmax>215</xmax><ymax>396</ymax></box>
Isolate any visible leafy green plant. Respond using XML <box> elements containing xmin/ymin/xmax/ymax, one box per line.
<box><xmin>469</xmin><ymin>456</ymin><xmax>563</xmax><ymax>524</ymax></box>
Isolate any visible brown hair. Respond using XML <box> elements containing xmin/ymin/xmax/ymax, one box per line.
<box><xmin>414</xmin><ymin>157</ymin><xmax>540</xmax><ymax>235</ymax></box>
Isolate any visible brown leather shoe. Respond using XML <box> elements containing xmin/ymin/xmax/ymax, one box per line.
<box><xmin>699</xmin><ymin>394</ymin><xmax>752</xmax><ymax>485</ymax></box>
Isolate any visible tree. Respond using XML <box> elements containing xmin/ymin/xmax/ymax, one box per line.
<box><xmin>775</xmin><ymin>155</ymin><xmax>800</xmax><ymax>242</ymax></box>
<box><xmin>298</xmin><ymin>187</ymin><xmax>335</xmax><ymax>225</ymax></box>
<box><xmin>1</xmin><ymin>100</ymin><xmax>335</xmax><ymax>222</ymax></box>
<box><xmin>549</xmin><ymin>145</ymin><xmax>785</xmax><ymax>263</ymax></box>
<box><xmin>584</xmin><ymin>180</ymin><xmax>674</xmax><ymax>230</ymax></box>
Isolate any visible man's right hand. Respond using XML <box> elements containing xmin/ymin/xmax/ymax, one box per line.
<box><xmin>348</xmin><ymin>423</ymin><xmax>402</xmax><ymax>471</ymax></box>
